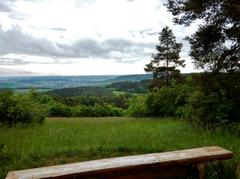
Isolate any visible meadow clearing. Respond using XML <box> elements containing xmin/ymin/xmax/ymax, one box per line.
<box><xmin>0</xmin><ymin>117</ymin><xmax>239</xmax><ymax>178</ymax></box>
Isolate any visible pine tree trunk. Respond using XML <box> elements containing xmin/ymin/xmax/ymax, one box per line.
<box><xmin>166</xmin><ymin>59</ymin><xmax>169</xmax><ymax>86</ymax></box>
<box><xmin>166</xmin><ymin>42</ymin><xmax>169</xmax><ymax>86</ymax></box>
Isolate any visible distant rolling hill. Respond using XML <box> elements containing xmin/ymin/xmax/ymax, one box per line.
<box><xmin>0</xmin><ymin>74</ymin><xmax>152</xmax><ymax>90</ymax></box>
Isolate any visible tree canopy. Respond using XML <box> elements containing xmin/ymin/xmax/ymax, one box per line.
<box><xmin>166</xmin><ymin>0</ymin><xmax>240</xmax><ymax>72</ymax></box>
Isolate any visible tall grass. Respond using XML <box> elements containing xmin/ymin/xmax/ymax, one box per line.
<box><xmin>0</xmin><ymin>117</ymin><xmax>239</xmax><ymax>178</ymax></box>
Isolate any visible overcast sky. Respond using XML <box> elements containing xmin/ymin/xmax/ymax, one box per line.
<box><xmin>0</xmin><ymin>0</ymin><xmax>201</xmax><ymax>76</ymax></box>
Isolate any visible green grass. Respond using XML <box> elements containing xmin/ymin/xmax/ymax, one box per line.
<box><xmin>0</xmin><ymin>117</ymin><xmax>239</xmax><ymax>178</ymax></box>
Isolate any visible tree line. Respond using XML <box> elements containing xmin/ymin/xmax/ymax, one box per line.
<box><xmin>0</xmin><ymin>0</ymin><xmax>239</xmax><ymax>131</ymax></box>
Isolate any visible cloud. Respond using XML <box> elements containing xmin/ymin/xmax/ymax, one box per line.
<box><xmin>145</xmin><ymin>31</ymin><xmax>159</xmax><ymax>36</ymax></box>
<box><xmin>0</xmin><ymin>26</ymin><xmax>154</xmax><ymax>63</ymax></box>
<box><xmin>0</xmin><ymin>67</ymin><xmax>36</xmax><ymax>76</ymax></box>
<box><xmin>0</xmin><ymin>0</ymin><xmax>19</xmax><ymax>10</ymax></box>
<box><xmin>29</xmin><ymin>26</ymin><xmax>67</xmax><ymax>32</ymax></box>
<box><xmin>0</xmin><ymin>56</ymin><xmax>73</xmax><ymax>65</ymax></box>
<box><xmin>0</xmin><ymin>2</ymin><xmax>12</xmax><ymax>12</ymax></box>
<box><xmin>8</xmin><ymin>13</ymin><xmax>29</xmax><ymax>21</ymax></box>
<box><xmin>49</xmin><ymin>27</ymin><xmax>66</xmax><ymax>31</ymax></box>
<box><xmin>59</xmin><ymin>38</ymin><xmax>154</xmax><ymax>60</ymax></box>
<box><xmin>129</xmin><ymin>29</ymin><xmax>160</xmax><ymax>39</ymax></box>
<box><xmin>74</xmin><ymin>0</ymin><xmax>96</xmax><ymax>7</ymax></box>
<box><xmin>0</xmin><ymin>0</ymin><xmax>19</xmax><ymax>13</ymax></box>
<box><xmin>0</xmin><ymin>0</ymin><xmax>31</xmax><ymax>21</ymax></box>
<box><xmin>0</xmin><ymin>57</ymin><xmax>29</xmax><ymax>65</ymax></box>
<box><xmin>0</xmin><ymin>26</ymin><xmax>66</xmax><ymax>57</ymax></box>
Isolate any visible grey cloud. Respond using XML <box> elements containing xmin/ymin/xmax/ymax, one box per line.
<box><xmin>49</xmin><ymin>27</ymin><xmax>66</xmax><ymax>31</ymax></box>
<box><xmin>0</xmin><ymin>26</ymin><xmax>67</xmax><ymax>57</ymax></box>
<box><xmin>0</xmin><ymin>67</ymin><xmax>36</xmax><ymax>76</ymax></box>
<box><xmin>145</xmin><ymin>32</ymin><xmax>159</xmax><ymax>36</ymax></box>
<box><xmin>0</xmin><ymin>56</ymin><xmax>76</xmax><ymax>65</ymax></box>
<box><xmin>0</xmin><ymin>0</ymin><xmax>29</xmax><ymax>21</ymax></box>
<box><xmin>0</xmin><ymin>26</ymin><xmax>155</xmax><ymax>65</ymax></box>
<box><xmin>115</xmin><ymin>58</ymin><xmax>140</xmax><ymax>64</ymax></box>
<box><xmin>0</xmin><ymin>57</ymin><xmax>29</xmax><ymax>65</ymax></box>
<box><xmin>9</xmin><ymin>13</ymin><xmax>29</xmax><ymax>21</ymax></box>
<box><xmin>0</xmin><ymin>2</ymin><xmax>12</xmax><ymax>12</ymax></box>
<box><xmin>139</xmin><ymin>29</ymin><xmax>152</xmax><ymax>34</ymax></box>
<box><xmin>129</xmin><ymin>29</ymin><xmax>159</xmax><ymax>39</ymax></box>
<box><xmin>30</xmin><ymin>26</ymin><xmax>67</xmax><ymax>32</ymax></box>
<box><xmin>72</xmin><ymin>39</ymin><xmax>104</xmax><ymax>58</ymax></box>
<box><xmin>0</xmin><ymin>26</ymin><xmax>154</xmax><ymax>62</ymax></box>
<box><xmin>0</xmin><ymin>0</ymin><xmax>18</xmax><ymax>12</ymax></box>
<box><xmin>0</xmin><ymin>25</ymin><xmax>190</xmax><ymax>67</ymax></box>
<box><xmin>68</xmin><ymin>38</ymin><xmax>154</xmax><ymax>59</ymax></box>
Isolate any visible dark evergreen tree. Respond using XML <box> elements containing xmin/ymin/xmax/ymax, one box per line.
<box><xmin>145</xmin><ymin>26</ymin><xmax>184</xmax><ymax>87</ymax></box>
<box><xmin>166</xmin><ymin>0</ymin><xmax>240</xmax><ymax>72</ymax></box>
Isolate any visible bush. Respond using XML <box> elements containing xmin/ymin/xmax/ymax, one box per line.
<box><xmin>72</xmin><ymin>105</ymin><xmax>92</xmax><ymax>117</ymax></box>
<box><xmin>145</xmin><ymin>84</ymin><xmax>193</xmax><ymax>117</ymax></box>
<box><xmin>126</xmin><ymin>95</ymin><xmax>148</xmax><ymax>117</ymax></box>
<box><xmin>108</xmin><ymin>104</ymin><xmax>124</xmax><ymax>116</ymax></box>
<box><xmin>48</xmin><ymin>102</ymin><xmax>72</xmax><ymax>117</ymax></box>
<box><xmin>0</xmin><ymin>91</ymin><xmax>45</xmax><ymax>127</ymax></box>
<box><xmin>72</xmin><ymin>104</ymin><xmax>123</xmax><ymax>117</ymax></box>
<box><xmin>126</xmin><ymin>84</ymin><xmax>193</xmax><ymax>118</ymax></box>
<box><xmin>145</xmin><ymin>87</ymin><xmax>179</xmax><ymax>117</ymax></box>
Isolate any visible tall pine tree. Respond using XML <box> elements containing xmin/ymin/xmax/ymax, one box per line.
<box><xmin>145</xmin><ymin>26</ymin><xmax>184</xmax><ymax>88</ymax></box>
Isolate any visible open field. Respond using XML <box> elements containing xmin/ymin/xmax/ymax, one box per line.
<box><xmin>0</xmin><ymin>117</ymin><xmax>239</xmax><ymax>178</ymax></box>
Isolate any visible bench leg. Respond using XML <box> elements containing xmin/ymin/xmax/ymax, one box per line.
<box><xmin>197</xmin><ymin>162</ymin><xmax>205</xmax><ymax>179</ymax></box>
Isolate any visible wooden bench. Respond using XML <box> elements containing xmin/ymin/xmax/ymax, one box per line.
<box><xmin>6</xmin><ymin>146</ymin><xmax>233</xmax><ymax>179</ymax></box>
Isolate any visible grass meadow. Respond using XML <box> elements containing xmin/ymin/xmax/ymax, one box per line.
<box><xmin>0</xmin><ymin>117</ymin><xmax>239</xmax><ymax>178</ymax></box>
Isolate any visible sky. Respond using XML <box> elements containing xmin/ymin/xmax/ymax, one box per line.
<box><xmin>0</xmin><ymin>0</ymin><xmax>201</xmax><ymax>76</ymax></box>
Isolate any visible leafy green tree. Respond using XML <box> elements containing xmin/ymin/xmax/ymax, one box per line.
<box><xmin>166</xmin><ymin>0</ymin><xmax>240</xmax><ymax>72</ymax></box>
<box><xmin>145</xmin><ymin>26</ymin><xmax>184</xmax><ymax>87</ymax></box>
<box><xmin>0</xmin><ymin>91</ymin><xmax>45</xmax><ymax>127</ymax></box>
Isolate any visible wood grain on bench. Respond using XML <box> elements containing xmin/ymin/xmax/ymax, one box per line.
<box><xmin>6</xmin><ymin>146</ymin><xmax>233</xmax><ymax>179</ymax></box>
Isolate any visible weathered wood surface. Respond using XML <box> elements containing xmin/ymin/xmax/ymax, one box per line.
<box><xmin>6</xmin><ymin>146</ymin><xmax>233</xmax><ymax>179</ymax></box>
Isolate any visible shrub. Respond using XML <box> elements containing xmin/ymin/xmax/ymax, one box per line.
<box><xmin>0</xmin><ymin>91</ymin><xmax>45</xmax><ymax>127</ymax></box>
<box><xmin>108</xmin><ymin>104</ymin><xmax>124</xmax><ymax>116</ymax></box>
<box><xmin>72</xmin><ymin>105</ymin><xmax>92</xmax><ymax>117</ymax></box>
<box><xmin>145</xmin><ymin>87</ymin><xmax>179</xmax><ymax>117</ymax></box>
<box><xmin>126</xmin><ymin>95</ymin><xmax>148</xmax><ymax>117</ymax></box>
<box><xmin>48</xmin><ymin>102</ymin><xmax>72</xmax><ymax>117</ymax></box>
<box><xmin>72</xmin><ymin>104</ymin><xmax>123</xmax><ymax>117</ymax></box>
<box><xmin>127</xmin><ymin>84</ymin><xmax>193</xmax><ymax>118</ymax></box>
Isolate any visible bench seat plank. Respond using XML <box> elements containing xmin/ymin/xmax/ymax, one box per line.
<box><xmin>6</xmin><ymin>146</ymin><xmax>233</xmax><ymax>179</ymax></box>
